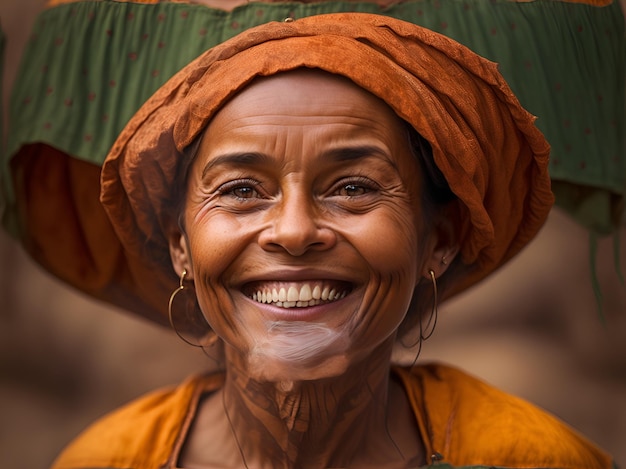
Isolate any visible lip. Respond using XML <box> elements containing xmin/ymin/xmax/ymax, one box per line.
<box><xmin>236</xmin><ymin>268</ymin><xmax>357</xmax><ymax>284</ymax></box>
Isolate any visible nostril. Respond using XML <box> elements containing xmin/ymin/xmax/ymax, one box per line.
<box><xmin>258</xmin><ymin>222</ymin><xmax>336</xmax><ymax>256</ymax></box>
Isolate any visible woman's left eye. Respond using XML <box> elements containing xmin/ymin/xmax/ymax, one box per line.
<box><xmin>333</xmin><ymin>178</ymin><xmax>377</xmax><ymax>197</ymax></box>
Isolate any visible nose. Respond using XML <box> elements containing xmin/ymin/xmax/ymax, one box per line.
<box><xmin>258</xmin><ymin>190</ymin><xmax>336</xmax><ymax>256</ymax></box>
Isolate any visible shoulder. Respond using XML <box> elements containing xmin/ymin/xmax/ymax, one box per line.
<box><xmin>51</xmin><ymin>373</ymin><xmax>223</xmax><ymax>469</ymax></box>
<box><xmin>395</xmin><ymin>363</ymin><xmax>614</xmax><ymax>469</ymax></box>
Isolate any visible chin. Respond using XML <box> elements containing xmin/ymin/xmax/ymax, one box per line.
<box><xmin>246</xmin><ymin>320</ymin><xmax>353</xmax><ymax>383</ymax></box>
<box><xmin>248</xmin><ymin>353</ymin><xmax>353</xmax><ymax>384</ymax></box>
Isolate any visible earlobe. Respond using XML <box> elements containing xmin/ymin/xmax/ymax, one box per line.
<box><xmin>425</xmin><ymin>244</ymin><xmax>459</xmax><ymax>279</ymax></box>
<box><xmin>168</xmin><ymin>230</ymin><xmax>193</xmax><ymax>280</ymax></box>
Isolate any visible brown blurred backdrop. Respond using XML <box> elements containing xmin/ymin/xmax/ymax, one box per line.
<box><xmin>1</xmin><ymin>2</ymin><xmax>625</xmax><ymax>468</ymax></box>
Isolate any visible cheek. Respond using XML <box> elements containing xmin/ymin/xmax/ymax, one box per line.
<box><xmin>346</xmin><ymin>203</ymin><xmax>422</xmax><ymax>277</ymax></box>
<box><xmin>186</xmin><ymin>209</ymin><xmax>259</xmax><ymax>275</ymax></box>
<box><xmin>184</xmin><ymin>214</ymin><xmax>257</xmax><ymax>337</ymax></box>
<box><xmin>337</xmin><ymin>204</ymin><xmax>424</xmax><ymax>345</ymax></box>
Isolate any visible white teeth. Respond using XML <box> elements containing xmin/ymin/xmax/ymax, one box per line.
<box><xmin>287</xmin><ymin>286</ymin><xmax>299</xmax><ymax>302</ymax></box>
<box><xmin>299</xmin><ymin>284</ymin><xmax>312</xmax><ymax>301</ymax></box>
<box><xmin>249</xmin><ymin>283</ymin><xmax>348</xmax><ymax>308</ymax></box>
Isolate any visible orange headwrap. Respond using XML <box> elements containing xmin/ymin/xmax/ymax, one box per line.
<box><xmin>101</xmin><ymin>13</ymin><xmax>553</xmax><ymax>330</ymax></box>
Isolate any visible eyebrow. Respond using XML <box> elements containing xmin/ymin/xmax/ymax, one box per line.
<box><xmin>323</xmin><ymin>145</ymin><xmax>390</xmax><ymax>163</ymax></box>
<box><xmin>201</xmin><ymin>152</ymin><xmax>271</xmax><ymax>178</ymax></box>
<box><xmin>201</xmin><ymin>145</ymin><xmax>392</xmax><ymax>178</ymax></box>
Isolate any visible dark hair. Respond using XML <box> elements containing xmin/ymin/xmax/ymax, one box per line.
<box><xmin>398</xmin><ymin>123</ymin><xmax>462</xmax><ymax>342</ymax></box>
<box><xmin>406</xmin><ymin>123</ymin><xmax>457</xmax><ymax>224</ymax></box>
<box><xmin>172</xmin><ymin>137</ymin><xmax>202</xmax><ymax>235</ymax></box>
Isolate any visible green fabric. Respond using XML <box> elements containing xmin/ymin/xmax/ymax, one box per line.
<box><xmin>2</xmin><ymin>0</ymin><xmax>625</xmax><ymax>235</ymax></box>
<box><xmin>0</xmin><ymin>22</ymin><xmax>5</xmax><ymax>157</ymax></box>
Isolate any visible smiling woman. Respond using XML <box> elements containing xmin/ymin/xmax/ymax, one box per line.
<box><xmin>50</xmin><ymin>12</ymin><xmax>615</xmax><ymax>469</ymax></box>
<box><xmin>171</xmin><ymin>71</ymin><xmax>441</xmax><ymax>387</ymax></box>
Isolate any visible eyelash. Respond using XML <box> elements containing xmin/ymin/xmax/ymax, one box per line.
<box><xmin>332</xmin><ymin>176</ymin><xmax>379</xmax><ymax>197</ymax></box>
<box><xmin>217</xmin><ymin>179</ymin><xmax>263</xmax><ymax>200</ymax></box>
<box><xmin>216</xmin><ymin>176</ymin><xmax>378</xmax><ymax>201</ymax></box>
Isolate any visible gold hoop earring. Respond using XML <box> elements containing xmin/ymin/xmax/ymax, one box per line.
<box><xmin>422</xmin><ymin>270</ymin><xmax>438</xmax><ymax>341</ymax></box>
<box><xmin>168</xmin><ymin>269</ymin><xmax>193</xmax><ymax>345</ymax></box>
<box><xmin>399</xmin><ymin>269</ymin><xmax>440</xmax><ymax>367</ymax></box>
<box><xmin>168</xmin><ymin>269</ymin><xmax>218</xmax><ymax>350</ymax></box>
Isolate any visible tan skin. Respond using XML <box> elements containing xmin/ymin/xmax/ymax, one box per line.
<box><xmin>169</xmin><ymin>71</ymin><xmax>458</xmax><ymax>468</ymax></box>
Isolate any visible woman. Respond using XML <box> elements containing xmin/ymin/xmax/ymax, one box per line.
<box><xmin>49</xmin><ymin>13</ymin><xmax>616</xmax><ymax>469</ymax></box>
<box><xmin>3</xmin><ymin>0</ymin><xmax>623</xmax><ymax>322</ymax></box>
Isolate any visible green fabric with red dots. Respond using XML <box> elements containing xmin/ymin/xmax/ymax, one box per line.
<box><xmin>2</xmin><ymin>0</ymin><xmax>624</xmax><ymax>234</ymax></box>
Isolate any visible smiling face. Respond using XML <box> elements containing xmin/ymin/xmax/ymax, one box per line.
<box><xmin>169</xmin><ymin>70</ymin><xmax>450</xmax><ymax>382</ymax></box>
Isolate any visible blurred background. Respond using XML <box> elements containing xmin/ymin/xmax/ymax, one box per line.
<box><xmin>1</xmin><ymin>1</ymin><xmax>625</xmax><ymax>468</ymax></box>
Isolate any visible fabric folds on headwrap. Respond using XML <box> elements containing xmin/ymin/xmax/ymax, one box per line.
<box><xmin>101</xmin><ymin>13</ymin><xmax>553</xmax><ymax>331</ymax></box>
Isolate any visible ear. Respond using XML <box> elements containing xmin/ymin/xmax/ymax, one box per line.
<box><xmin>169</xmin><ymin>229</ymin><xmax>193</xmax><ymax>281</ymax></box>
<box><xmin>420</xmin><ymin>210</ymin><xmax>460</xmax><ymax>281</ymax></box>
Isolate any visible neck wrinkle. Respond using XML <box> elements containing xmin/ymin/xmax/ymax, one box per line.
<box><xmin>221</xmin><ymin>340</ymin><xmax>412</xmax><ymax>468</ymax></box>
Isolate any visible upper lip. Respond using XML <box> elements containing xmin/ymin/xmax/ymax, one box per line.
<box><xmin>235</xmin><ymin>268</ymin><xmax>359</xmax><ymax>286</ymax></box>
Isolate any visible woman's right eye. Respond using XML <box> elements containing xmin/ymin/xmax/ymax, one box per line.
<box><xmin>217</xmin><ymin>179</ymin><xmax>262</xmax><ymax>200</ymax></box>
<box><xmin>230</xmin><ymin>185</ymin><xmax>258</xmax><ymax>199</ymax></box>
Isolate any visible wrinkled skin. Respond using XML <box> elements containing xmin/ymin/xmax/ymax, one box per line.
<box><xmin>169</xmin><ymin>70</ymin><xmax>457</xmax><ymax>468</ymax></box>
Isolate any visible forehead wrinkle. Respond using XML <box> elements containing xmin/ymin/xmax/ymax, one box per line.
<box><xmin>210</xmin><ymin>122</ymin><xmax>374</xmax><ymax>140</ymax></box>
<box><xmin>321</xmin><ymin>145</ymin><xmax>401</xmax><ymax>174</ymax></box>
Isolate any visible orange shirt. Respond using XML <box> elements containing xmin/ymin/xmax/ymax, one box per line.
<box><xmin>51</xmin><ymin>363</ymin><xmax>614</xmax><ymax>469</ymax></box>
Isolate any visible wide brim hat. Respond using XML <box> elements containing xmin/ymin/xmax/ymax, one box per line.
<box><xmin>99</xmin><ymin>12</ymin><xmax>553</xmax><ymax>332</ymax></box>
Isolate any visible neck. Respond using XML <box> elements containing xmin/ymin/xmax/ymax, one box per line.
<box><xmin>219</xmin><ymin>339</ymin><xmax>422</xmax><ymax>468</ymax></box>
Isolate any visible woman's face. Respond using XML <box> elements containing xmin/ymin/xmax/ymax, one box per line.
<box><xmin>171</xmin><ymin>71</ymin><xmax>442</xmax><ymax>382</ymax></box>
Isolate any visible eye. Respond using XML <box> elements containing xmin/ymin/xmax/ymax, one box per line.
<box><xmin>218</xmin><ymin>179</ymin><xmax>263</xmax><ymax>200</ymax></box>
<box><xmin>231</xmin><ymin>186</ymin><xmax>257</xmax><ymax>199</ymax></box>
<box><xmin>340</xmin><ymin>184</ymin><xmax>367</xmax><ymax>197</ymax></box>
<box><xmin>333</xmin><ymin>177</ymin><xmax>378</xmax><ymax>197</ymax></box>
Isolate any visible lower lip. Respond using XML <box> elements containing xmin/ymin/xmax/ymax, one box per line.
<box><xmin>242</xmin><ymin>293</ymin><xmax>353</xmax><ymax>322</ymax></box>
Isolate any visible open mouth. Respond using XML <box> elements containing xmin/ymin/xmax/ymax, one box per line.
<box><xmin>244</xmin><ymin>281</ymin><xmax>352</xmax><ymax>309</ymax></box>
